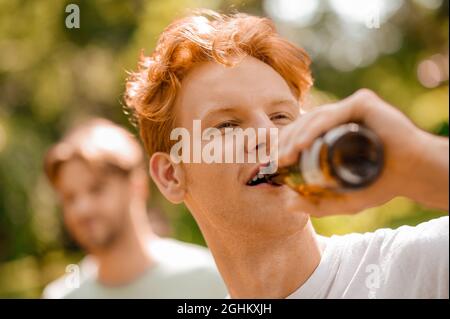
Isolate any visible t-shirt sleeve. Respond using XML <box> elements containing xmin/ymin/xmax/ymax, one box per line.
<box><xmin>373</xmin><ymin>216</ymin><xmax>449</xmax><ymax>298</ymax></box>
<box><xmin>287</xmin><ymin>216</ymin><xmax>448</xmax><ymax>299</ymax></box>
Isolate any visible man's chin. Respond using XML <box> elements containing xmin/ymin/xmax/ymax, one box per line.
<box><xmin>75</xmin><ymin>233</ymin><xmax>114</xmax><ymax>252</ymax></box>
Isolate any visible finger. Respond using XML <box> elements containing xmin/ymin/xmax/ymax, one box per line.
<box><xmin>277</xmin><ymin>89</ymin><xmax>375</xmax><ymax>168</ymax></box>
<box><xmin>277</xmin><ymin>112</ymin><xmax>320</xmax><ymax>167</ymax></box>
<box><xmin>310</xmin><ymin>89</ymin><xmax>375</xmax><ymax>126</ymax></box>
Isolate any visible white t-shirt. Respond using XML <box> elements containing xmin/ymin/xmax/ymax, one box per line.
<box><xmin>42</xmin><ymin>238</ymin><xmax>228</xmax><ymax>299</ymax></box>
<box><xmin>288</xmin><ymin>216</ymin><xmax>449</xmax><ymax>299</ymax></box>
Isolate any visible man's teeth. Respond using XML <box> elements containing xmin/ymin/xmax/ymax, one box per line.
<box><xmin>247</xmin><ymin>171</ymin><xmax>279</xmax><ymax>186</ymax></box>
<box><xmin>251</xmin><ymin>173</ymin><xmax>266</xmax><ymax>182</ymax></box>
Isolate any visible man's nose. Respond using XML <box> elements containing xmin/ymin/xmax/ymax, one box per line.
<box><xmin>246</xmin><ymin>115</ymin><xmax>278</xmax><ymax>155</ymax></box>
<box><xmin>73</xmin><ymin>195</ymin><xmax>94</xmax><ymax>217</ymax></box>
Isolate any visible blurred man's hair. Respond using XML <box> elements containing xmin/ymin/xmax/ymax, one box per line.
<box><xmin>44</xmin><ymin>118</ymin><xmax>146</xmax><ymax>187</ymax></box>
<box><xmin>124</xmin><ymin>9</ymin><xmax>313</xmax><ymax>158</ymax></box>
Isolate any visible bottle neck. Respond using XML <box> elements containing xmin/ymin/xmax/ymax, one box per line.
<box><xmin>268</xmin><ymin>164</ymin><xmax>303</xmax><ymax>187</ymax></box>
<box><xmin>267</xmin><ymin>123</ymin><xmax>384</xmax><ymax>192</ymax></box>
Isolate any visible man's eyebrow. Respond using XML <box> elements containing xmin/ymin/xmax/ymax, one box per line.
<box><xmin>200</xmin><ymin>105</ymin><xmax>238</xmax><ymax>120</ymax></box>
<box><xmin>268</xmin><ymin>98</ymin><xmax>299</xmax><ymax>110</ymax></box>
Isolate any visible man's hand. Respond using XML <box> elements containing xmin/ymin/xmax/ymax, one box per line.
<box><xmin>278</xmin><ymin>89</ymin><xmax>449</xmax><ymax>217</ymax></box>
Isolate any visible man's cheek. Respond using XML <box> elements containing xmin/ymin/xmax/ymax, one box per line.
<box><xmin>96</xmin><ymin>197</ymin><xmax>117</xmax><ymax>220</ymax></box>
<box><xmin>204</xmin><ymin>165</ymin><xmax>231</xmax><ymax>184</ymax></box>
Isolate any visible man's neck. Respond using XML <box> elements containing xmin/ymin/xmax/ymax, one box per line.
<box><xmin>95</xmin><ymin>209</ymin><xmax>157</xmax><ymax>286</ymax></box>
<box><xmin>200</xmin><ymin>218</ymin><xmax>322</xmax><ymax>298</ymax></box>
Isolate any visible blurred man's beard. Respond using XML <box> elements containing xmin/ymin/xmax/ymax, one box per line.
<box><xmin>73</xmin><ymin>220</ymin><xmax>125</xmax><ymax>253</ymax></box>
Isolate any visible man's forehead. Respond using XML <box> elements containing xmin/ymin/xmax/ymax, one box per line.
<box><xmin>176</xmin><ymin>56</ymin><xmax>297</xmax><ymax>119</ymax></box>
<box><xmin>56</xmin><ymin>158</ymin><xmax>115</xmax><ymax>194</ymax></box>
<box><xmin>57</xmin><ymin>159</ymin><xmax>94</xmax><ymax>186</ymax></box>
<box><xmin>183</xmin><ymin>56</ymin><xmax>290</xmax><ymax>92</ymax></box>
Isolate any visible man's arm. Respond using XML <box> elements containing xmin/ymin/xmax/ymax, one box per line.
<box><xmin>403</xmin><ymin>131</ymin><xmax>449</xmax><ymax>211</ymax></box>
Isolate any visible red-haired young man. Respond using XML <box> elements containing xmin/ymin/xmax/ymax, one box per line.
<box><xmin>125</xmin><ymin>11</ymin><xmax>448</xmax><ymax>298</ymax></box>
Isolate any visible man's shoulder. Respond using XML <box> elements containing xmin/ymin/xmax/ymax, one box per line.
<box><xmin>41</xmin><ymin>256</ymin><xmax>97</xmax><ymax>299</ymax></box>
<box><xmin>319</xmin><ymin>216</ymin><xmax>449</xmax><ymax>274</ymax></box>
<box><xmin>149</xmin><ymin>238</ymin><xmax>228</xmax><ymax>297</ymax></box>
<box><xmin>327</xmin><ymin>216</ymin><xmax>448</xmax><ymax>249</ymax></box>
<box><xmin>151</xmin><ymin>238</ymin><xmax>215</xmax><ymax>267</ymax></box>
<box><xmin>304</xmin><ymin>217</ymin><xmax>449</xmax><ymax>298</ymax></box>
<box><xmin>372</xmin><ymin>216</ymin><xmax>449</xmax><ymax>253</ymax></box>
<box><xmin>60</xmin><ymin>277</ymin><xmax>98</xmax><ymax>299</ymax></box>
<box><xmin>386</xmin><ymin>216</ymin><xmax>449</xmax><ymax>261</ymax></box>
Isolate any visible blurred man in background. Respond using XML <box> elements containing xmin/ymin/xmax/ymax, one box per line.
<box><xmin>42</xmin><ymin>118</ymin><xmax>227</xmax><ymax>298</ymax></box>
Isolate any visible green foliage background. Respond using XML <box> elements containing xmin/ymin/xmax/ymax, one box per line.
<box><xmin>0</xmin><ymin>0</ymin><xmax>447</xmax><ymax>297</ymax></box>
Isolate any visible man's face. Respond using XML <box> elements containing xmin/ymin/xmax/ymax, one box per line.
<box><xmin>56</xmin><ymin>159</ymin><xmax>131</xmax><ymax>252</ymax></box>
<box><xmin>175</xmin><ymin>56</ymin><xmax>309</xmax><ymax>236</ymax></box>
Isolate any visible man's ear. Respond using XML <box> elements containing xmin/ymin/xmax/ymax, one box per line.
<box><xmin>149</xmin><ymin>152</ymin><xmax>185</xmax><ymax>204</ymax></box>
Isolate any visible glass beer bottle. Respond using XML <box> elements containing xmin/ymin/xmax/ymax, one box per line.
<box><xmin>268</xmin><ymin>122</ymin><xmax>384</xmax><ymax>197</ymax></box>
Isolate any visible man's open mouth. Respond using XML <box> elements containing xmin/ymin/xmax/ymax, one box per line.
<box><xmin>246</xmin><ymin>172</ymin><xmax>281</xmax><ymax>186</ymax></box>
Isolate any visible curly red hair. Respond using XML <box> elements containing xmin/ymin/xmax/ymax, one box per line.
<box><xmin>125</xmin><ymin>10</ymin><xmax>313</xmax><ymax>157</ymax></box>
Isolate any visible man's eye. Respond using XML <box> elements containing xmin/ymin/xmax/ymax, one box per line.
<box><xmin>271</xmin><ymin>113</ymin><xmax>292</xmax><ymax>123</ymax></box>
<box><xmin>215</xmin><ymin>121</ymin><xmax>239</xmax><ymax>130</ymax></box>
<box><xmin>90</xmin><ymin>183</ymin><xmax>104</xmax><ymax>194</ymax></box>
<box><xmin>62</xmin><ymin>194</ymin><xmax>75</xmax><ymax>204</ymax></box>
